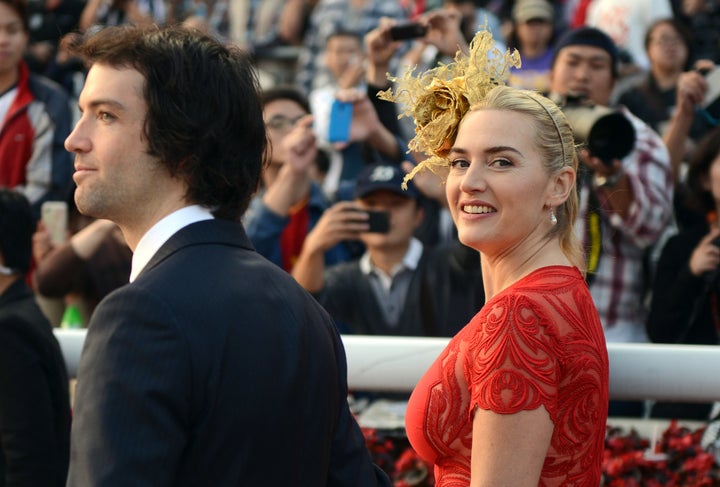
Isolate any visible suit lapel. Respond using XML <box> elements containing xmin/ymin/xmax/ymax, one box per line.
<box><xmin>138</xmin><ymin>219</ymin><xmax>254</xmax><ymax>279</ymax></box>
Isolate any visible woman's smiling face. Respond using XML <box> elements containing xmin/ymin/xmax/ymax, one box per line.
<box><xmin>445</xmin><ymin>108</ymin><xmax>555</xmax><ymax>257</ymax></box>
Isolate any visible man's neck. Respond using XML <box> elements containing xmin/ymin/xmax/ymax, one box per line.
<box><xmin>522</xmin><ymin>43</ymin><xmax>546</xmax><ymax>60</ymax></box>
<box><xmin>368</xmin><ymin>242</ymin><xmax>410</xmax><ymax>276</ymax></box>
<box><xmin>115</xmin><ymin>191</ymin><xmax>191</xmax><ymax>251</ymax></box>
<box><xmin>651</xmin><ymin>66</ymin><xmax>680</xmax><ymax>91</ymax></box>
<box><xmin>0</xmin><ymin>274</ymin><xmax>19</xmax><ymax>296</ymax></box>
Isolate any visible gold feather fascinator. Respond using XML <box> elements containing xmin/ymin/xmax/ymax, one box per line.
<box><xmin>377</xmin><ymin>29</ymin><xmax>521</xmax><ymax>186</ymax></box>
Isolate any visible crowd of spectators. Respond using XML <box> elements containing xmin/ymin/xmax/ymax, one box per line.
<box><xmin>4</xmin><ymin>2</ymin><xmax>720</xmax><ymax>474</ymax></box>
<box><xmin>3</xmin><ymin>0</ymin><xmax>720</xmax><ymax>485</ymax></box>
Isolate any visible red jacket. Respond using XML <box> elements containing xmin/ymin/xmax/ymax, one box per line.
<box><xmin>0</xmin><ymin>61</ymin><xmax>73</xmax><ymax>215</ymax></box>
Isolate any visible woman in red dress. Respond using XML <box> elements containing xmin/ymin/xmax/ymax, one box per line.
<box><xmin>402</xmin><ymin>84</ymin><xmax>609</xmax><ymax>486</ymax></box>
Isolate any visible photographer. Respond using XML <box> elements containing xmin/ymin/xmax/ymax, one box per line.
<box><xmin>616</xmin><ymin>18</ymin><xmax>718</xmax><ymax>185</ymax></box>
<box><xmin>646</xmin><ymin>125</ymin><xmax>720</xmax><ymax>420</ymax></box>
<box><xmin>663</xmin><ymin>60</ymin><xmax>716</xmax><ymax>183</ymax></box>
<box><xmin>244</xmin><ymin>86</ymin><xmax>354</xmax><ymax>273</ymax></box>
<box><xmin>548</xmin><ymin>27</ymin><xmax>674</xmax><ymax>351</ymax></box>
<box><xmin>292</xmin><ymin>162</ymin><xmax>429</xmax><ymax>336</ymax></box>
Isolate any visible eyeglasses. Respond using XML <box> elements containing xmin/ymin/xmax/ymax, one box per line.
<box><xmin>265</xmin><ymin>114</ymin><xmax>305</xmax><ymax>131</ymax></box>
<box><xmin>650</xmin><ymin>36</ymin><xmax>683</xmax><ymax>47</ymax></box>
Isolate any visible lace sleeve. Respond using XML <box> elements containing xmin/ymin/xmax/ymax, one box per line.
<box><xmin>463</xmin><ymin>291</ymin><xmax>560</xmax><ymax>421</ymax></box>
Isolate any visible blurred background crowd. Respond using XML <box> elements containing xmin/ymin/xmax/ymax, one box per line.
<box><xmin>5</xmin><ymin>0</ymin><xmax>720</xmax><ymax>425</ymax></box>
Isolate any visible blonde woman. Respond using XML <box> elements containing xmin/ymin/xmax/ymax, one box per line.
<box><xmin>403</xmin><ymin>86</ymin><xmax>608</xmax><ymax>486</ymax></box>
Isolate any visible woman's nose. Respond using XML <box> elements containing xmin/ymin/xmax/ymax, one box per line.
<box><xmin>459</xmin><ymin>163</ymin><xmax>487</xmax><ymax>193</ymax></box>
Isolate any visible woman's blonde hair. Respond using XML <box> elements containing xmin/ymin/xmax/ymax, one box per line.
<box><xmin>379</xmin><ymin>28</ymin><xmax>584</xmax><ymax>271</ymax></box>
<box><xmin>471</xmin><ymin>85</ymin><xmax>584</xmax><ymax>272</ymax></box>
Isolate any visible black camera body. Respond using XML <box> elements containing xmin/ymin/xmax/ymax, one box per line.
<box><xmin>388</xmin><ymin>23</ymin><xmax>427</xmax><ymax>41</ymax></box>
<box><xmin>345</xmin><ymin>208</ymin><xmax>391</xmax><ymax>234</ymax></box>
<box><xmin>552</xmin><ymin>94</ymin><xmax>636</xmax><ymax>166</ymax></box>
<box><xmin>366</xmin><ymin>210</ymin><xmax>390</xmax><ymax>234</ymax></box>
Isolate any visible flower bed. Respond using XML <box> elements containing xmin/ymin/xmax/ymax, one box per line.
<box><xmin>362</xmin><ymin>421</ymin><xmax>720</xmax><ymax>486</ymax></box>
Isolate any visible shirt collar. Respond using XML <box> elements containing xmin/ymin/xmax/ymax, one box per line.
<box><xmin>130</xmin><ymin>205</ymin><xmax>214</xmax><ymax>282</ymax></box>
<box><xmin>359</xmin><ymin>237</ymin><xmax>423</xmax><ymax>277</ymax></box>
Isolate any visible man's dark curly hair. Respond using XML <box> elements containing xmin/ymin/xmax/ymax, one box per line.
<box><xmin>73</xmin><ymin>25</ymin><xmax>267</xmax><ymax>220</ymax></box>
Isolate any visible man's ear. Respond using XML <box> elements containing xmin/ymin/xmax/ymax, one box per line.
<box><xmin>546</xmin><ymin>166</ymin><xmax>575</xmax><ymax>208</ymax></box>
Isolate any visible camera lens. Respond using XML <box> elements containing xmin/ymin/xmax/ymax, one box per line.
<box><xmin>559</xmin><ymin>101</ymin><xmax>636</xmax><ymax>165</ymax></box>
<box><xmin>585</xmin><ymin>112</ymin><xmax>636</xmax><ymax>164</ymax></box>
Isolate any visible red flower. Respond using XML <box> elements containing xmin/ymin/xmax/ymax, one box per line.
<box><xmin>361</xmin><ymin>419</ymin><xmax>720</xmax><ymax>485</ymax></box>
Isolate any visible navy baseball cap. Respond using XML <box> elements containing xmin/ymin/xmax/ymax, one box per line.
<box><xmin>552</xmin><ymin>26</ymin><xmax>619</xmax><ymax>77</ymax></box>
<box><xmin>353</xmin><ymin>163</ymin><xmax>420</xmax><ymax>200</ymax></box>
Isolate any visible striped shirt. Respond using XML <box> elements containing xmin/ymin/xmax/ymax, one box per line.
<box><xmin>575</xmin><ymin>107</ymin><xmax>674</xmax><ymax>343</ymax></box>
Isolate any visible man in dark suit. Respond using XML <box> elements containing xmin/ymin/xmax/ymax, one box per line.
<box><xmin>64</xmin><ymin>25</ymin><xmax>389</xmax><ymax>486</ymax></box>
<box><xmin>0</xmin><ymin>188</ymin><xmax>71</xmax><ymax>487</ymax></box>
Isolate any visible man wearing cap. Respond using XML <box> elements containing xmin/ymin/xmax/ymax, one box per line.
<box><xmin>549</xmin><ymin>29</ymin><xmax>673</xmax><ymax>345</ymax></box>
<box><xmin>506</xmin><ymin>0</ymin><xmax>558</xmax><ymax>92</ymax></box>
<box><xmin>292</xmin><ymin>162</ymin><xmax>429</xmax><ymax>336</ymax></box>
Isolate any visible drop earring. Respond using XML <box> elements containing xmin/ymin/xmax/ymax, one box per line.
<box><xmin>550</xmin><ymin>209</ymin><xmax>558</xmax><ymax>225</ymax></box>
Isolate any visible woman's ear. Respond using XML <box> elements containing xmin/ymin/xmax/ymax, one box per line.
<box><xmin>546</xmin><ymin>166</ymin><xmax>575</xmax><ymax>208</ymax></box>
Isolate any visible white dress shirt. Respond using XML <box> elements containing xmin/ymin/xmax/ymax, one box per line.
<box><xmin>129</xmin><ymin>205</ymin><xmax>214</xmax><ymax>282</ymax></box>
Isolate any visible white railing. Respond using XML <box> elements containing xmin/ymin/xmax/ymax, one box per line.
<box><xmin>55</xmin><ymin>330</ymin><xmax>720</xmax><ymax>402</ymax></box>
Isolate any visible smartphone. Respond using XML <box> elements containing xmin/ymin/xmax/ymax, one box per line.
<box><xmin>328</xmin><ymin>99</ymin><xmax>353</xmax><ymax>143</ymax></box>
<box><xmin>702</xmin><ymin>68</ymin><xmax>720</xmax><ymax>108</ymax></box>
<box><xmin>366</xmin><ymin>210</ymin><xmax>390</xmax><ymax>234</ymax></box>
<box><xmin>389</xmin><ymin>23</ymin><xmax>428</xmax><ymax>41</ymax></box>
<box><xmin>41</xmin><ymin>201</ymin><xmax>68</xmax><ymax>245</ymax></box>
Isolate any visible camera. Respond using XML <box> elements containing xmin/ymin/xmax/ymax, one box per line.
<box><xmin>366</xmin><ymin>210</ymin><xmax>390</xmax><ymax>234</ymax></box>
<box><xmin>552</xmin><ymin>94</ymin><xmax>636</xmax><ymax>165</ymax></box>
<box><xmin>389</xmin><ymin>23</ymin><xmax>428</xmax><ymax>41</ymax></box>
<box><xmin>346</xmin><ymin>208</ymin><xmax>390</xmax><ymax>234</ymax></box>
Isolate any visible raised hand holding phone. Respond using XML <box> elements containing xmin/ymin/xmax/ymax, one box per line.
<box><xmin>41</xmin><ymin>201</ymin><xmax>68</xmax><ymax>246</ymax></box>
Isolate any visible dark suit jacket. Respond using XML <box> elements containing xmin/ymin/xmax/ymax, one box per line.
<box><xmin>0</xmin><ymin>278</ymin><xmax>71</xmax><ymax>487</ymax></box>
<box><xmin>68</xmin><ymin>219</ymin><xmax>389</xmax><ymax>486</ymax></box>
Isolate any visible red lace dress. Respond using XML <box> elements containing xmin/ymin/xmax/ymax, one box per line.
<box><xmin>405</xmin><ymin>266</ymin><xmax>608</xmax><ymax>486</ymax></box>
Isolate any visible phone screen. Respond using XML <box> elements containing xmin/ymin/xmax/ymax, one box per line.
<box><xmin>41</xmin><ymin>201</ymin><xmax>69</xmax><ymax>245</ymax></box>
<box><xmin>702</xmin><ymin>69</ymin><xmax>720</xmax><ymax>108</ymax></box>
<box><xmin>328</xmin><ymin>100</ymin><xmax>353</xmax><ymax>143</ymax></box>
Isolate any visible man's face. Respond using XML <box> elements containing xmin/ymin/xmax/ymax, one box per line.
<box><xmin>647</xmin><ymin>22</ymin><xmax>688</xmax><ymax>73</ymax></box>
<box><xmin>65</xmin><ymin>64</ymin><xmax>170</xmax><ymax>230</ymax></box>
<box><xmin>261</xmin><ymin>98</ymin><xmax>308</xmax><ymax>187</ymax></box>
<box><xmin>0</xmin><ymin>2</ymin><xmax>28</xmax><ymax>76</ymax></box>
<box><xmin>550</xmin><ymin>45</ymin><xmax>615</xmax><ymax>106</ymax></box>
<box><xmin>325</xmin><ymin>35</ymin><xmax>363</xmax><ymax>80</ymax></box>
